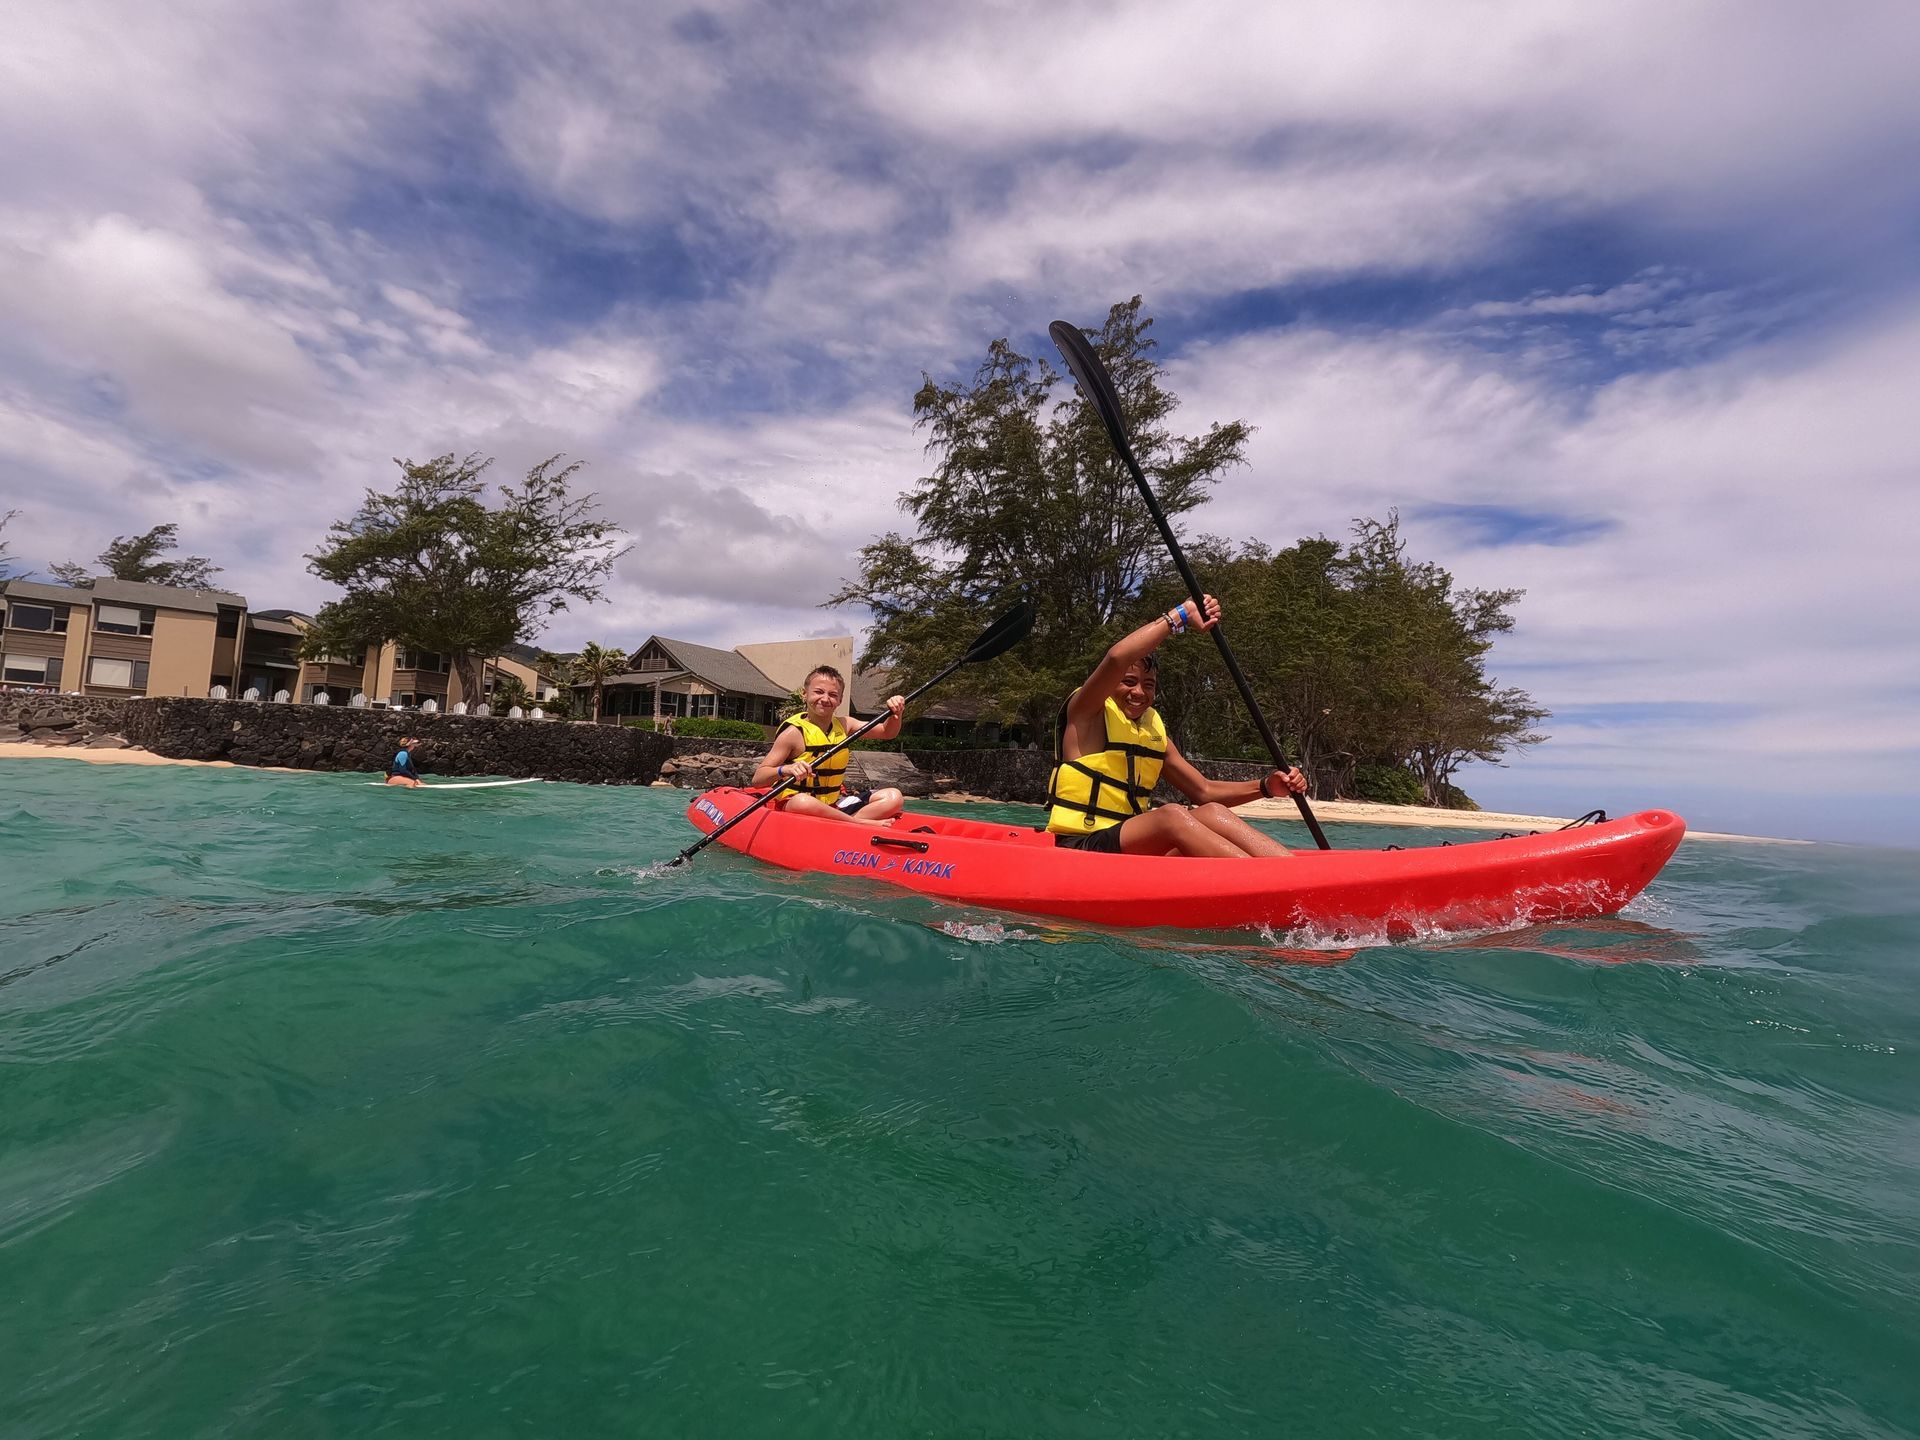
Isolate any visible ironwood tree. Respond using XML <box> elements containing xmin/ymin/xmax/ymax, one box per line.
<box><xmin>50</xmin><ymin>523</ymin><xmax>222</xmax><ymax>588</ymax></box>
<box><xmin>831</xmin><ymin>297</ymin><xmax>1249</xmax><ymax>733</ymax></box>
<box><xmin>1143</xmin><ymin>515</ymin><xmax>1546</xmax><ymax>802</ymax></box>
<box><xmin>302</xmin><ymin>453</ymin><xmax>626</xmax><ymax>703</ymax></box>
<box><xmin>835</xmin><ymin>298</ymin><xmax>1546</xmax><ymax>802</ymax></box>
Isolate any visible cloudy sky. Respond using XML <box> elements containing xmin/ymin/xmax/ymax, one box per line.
<box><xmin>3</xmin><ymin>2</ymin><xmax>1915</xmax><ymax>843</ymax></box>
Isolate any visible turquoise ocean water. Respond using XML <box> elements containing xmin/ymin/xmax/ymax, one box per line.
<box><xmin>3</xmin><ymin>761</ymin><xmax>1916</xmax><ymax>1438</ymax></box>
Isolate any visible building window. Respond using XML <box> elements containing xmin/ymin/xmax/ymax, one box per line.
<box><xmin>95</xmin><ymin>603</ymin><xmax>155</xmax><ymax>637</ymax></box>
<box><xmin>88</xmin><ymin>656</ymin><xmax>150</xmax><ymax>689</ymax></box>
<box><xmin>216</xmin><ymin>607</ymin><xmax>241</xmax><ymax>638</ymax></box>
<box><xmin>691</xmin><ymin>693</ymin><xmax>716</xmax><ymax>718</ymax></box>
<box><xmin>5</xmin><ymin>602</ymin><xmax>68</xmax><ymax>634</ymax></box>
<box><xmin>3</xmin><ymin>653</ymin><xmax>63</xmax><ymax>685</ymax></box>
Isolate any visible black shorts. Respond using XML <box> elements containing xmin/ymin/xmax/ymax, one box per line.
<box><xmin>832</xmin><ymin>789</ymin><xmax>871</xmax><ymax>815</ymax></box>
<box><xmin>1053</xmin><ymin>824</ymin><xmax>1124</xmax><ymax>854</ymax></box>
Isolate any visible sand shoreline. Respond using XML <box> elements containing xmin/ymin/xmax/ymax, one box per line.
<box><xmin>3</xmin><ymin>742</ymin><xmax>1792</xmax><ymax>842</ymax></box>
<box><xmin>0</xmin><ymin>741</ymin><xmax>305</xmax><ymax>774</ymax></box>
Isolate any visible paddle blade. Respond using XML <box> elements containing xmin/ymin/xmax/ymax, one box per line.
<box><xmin>961</xmin><ymin>598</ymin><xmax>1035</xmax><ymax>665</ymax></box>
<box><xmin>1049</xmin><ymin>320</ymin><xmax>1135</xmax><ymax>461</ymax></box>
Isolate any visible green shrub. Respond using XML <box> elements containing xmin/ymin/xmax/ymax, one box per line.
<box><xmin>1435</xmin><ymin>782</ymin><xmax>1479</xmax><ymax>811</ymax></box>
<box><xmin>620</xmin><ymin>717</ymin><xmax>657</xmax><ymax>730</ymax></box>
<box><xmin>872</xmin><ymin>734</ymin><xmax>1030</xmax><ymax>753</ymax></box>
<box><xmin>672</xmin><ymin>717</ymin><xmax>768</xmax><ymax>739</ymax></box>
<box><xmin>1352</xmin><ymin>763</ymin><xmax>1424</xmax><ymax>806</ymax></box>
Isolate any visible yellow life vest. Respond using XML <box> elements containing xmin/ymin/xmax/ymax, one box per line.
<box><xmin>781</xmin><ymin>712</ymin><xmax>850</xmax><ymax>800</ymax></box>
<box><xmin>1046</xmin><ymin>692</ymin><xmax>1167</xmax><ymax>834</ymax></box>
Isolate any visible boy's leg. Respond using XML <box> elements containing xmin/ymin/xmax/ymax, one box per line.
<box><xmin>850</xmin><ymin>788</ymin><xmax>903</xmax><ymax>822</ymax></box>
<box><xmin>778</xmin><ymin>794</ymin><xmax>841</xmax><ymax>820</ymax></box>
<box><xmin>1190</xmin><ymin>802</ymin><xmax>1291</xmax><ymax>857</ymax></box>
<box><xmin>1116</xmin><ymin>807</ymin><xmax>1251</xmax><ymax>858</ymax></box>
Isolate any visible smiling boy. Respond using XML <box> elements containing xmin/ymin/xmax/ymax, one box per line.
<box><xmin>1048</xmin><ymin>596</ymin><xmax>1307</xmax><ymax>857</ymax></box>
<box><xmin>752</xmin><ymin>665</ymin><xmax>907</xmax><ymax>824</ymax></box>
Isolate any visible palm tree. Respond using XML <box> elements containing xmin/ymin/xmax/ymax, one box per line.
<box><xmin>573</xmin><ymin>642</ymin><xmax>628</xmax><ymax>723</ymax></box>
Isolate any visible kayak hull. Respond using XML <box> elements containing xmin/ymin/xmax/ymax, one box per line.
<box><xmin>685</xmin><ymin>789</ymin><xmax>1687</xmax><ymax>937</ymax></box>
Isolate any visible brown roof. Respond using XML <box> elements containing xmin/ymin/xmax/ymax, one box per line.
<box><xmin>88</xmin><ymin>578</ymin><xmax>247</xmax><ymax>613</ymax></box>
<box><xmin>851</xmin><ymin>664</ymin><xmax>995</xmax><ymax>722</ymax></box>
<box><xmin>0</xmin><ymin>576</ymin><xmax>246</xmax><ymax>613</ymax></box>
<box><xmin>636</xmin><ymin>636</ymin><xmax>789</xmax><ymax>699</ymax></box>
<box><xmin>590</xmin><ymin>668</ymin><xmax>690</xmax><ymax>689</ymax></box>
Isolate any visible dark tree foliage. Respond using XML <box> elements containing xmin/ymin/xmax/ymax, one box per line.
<box><xmin>302</xmin><ymin>453</ymin><xmax>626</xmax><ymax>703</ymax></box>
<box><xmin>1144</xmin><ymin>515</ymin><xmax>1547</xmax><ymax>802</ymax></box>
<box><xmin>831</xmin><ymin>297</ymin><xmax>1250</xmax><ymax>732</ymax></box>
<box><xmin>51</xmin><ymin>523</ymin><xmax>223</xmax><ymax>588</ymax></box>
<box><xmin>0</xmin><ymin>509</ymin><xmax>21</xmax><ymax>580</ymax></box>
<box><xmin>835</xmin><ymin>302</ymin><xmax>1544</xmax><ymax>802</ymax></box>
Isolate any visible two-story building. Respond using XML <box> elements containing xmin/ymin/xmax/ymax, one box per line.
<box><xmin>586</xmin><ymin>635</ymin><xmax>808</xmax><ymax>727</ymax></box>
<box><xmin>1</xmin><ymin>578</ymin><xmax>248</xmax><ymax>697</ymax></box>
<box><xmin>261</xmin><ymin>613</ymin><xmax>557</xmax><ymax>709</ymax></box>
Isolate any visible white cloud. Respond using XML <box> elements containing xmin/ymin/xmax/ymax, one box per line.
<box><xmin>1166</xmin><ymin>297</ymin><xmax>1920</xmax><ymax>824</ymax></box>
<box><xmin>864</xmin><ymin>2</ymin><xmax>1920</xmax><ymax>210</ymax></box>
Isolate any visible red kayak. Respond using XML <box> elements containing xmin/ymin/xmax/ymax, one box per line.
<box><xmin>685</xmin><ymin>788</ymin><xmax>1686</xmax><ymax>937</ymax></box>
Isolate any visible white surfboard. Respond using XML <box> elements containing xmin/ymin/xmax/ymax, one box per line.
<box><xmin>364</xmin><ymin>778</ymin><xmax>545</xmax><ymax>789</ymax></box>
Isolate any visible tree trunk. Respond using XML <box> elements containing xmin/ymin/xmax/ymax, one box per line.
<box><xmin>453</xmin><ymin>652</ymin><xmax>482</xmax><ymax>709</ymax></box>
<box><xmin>592</xmin><ymin>680</ymin><xmax>603</xmax><ymax>723</ymax></box>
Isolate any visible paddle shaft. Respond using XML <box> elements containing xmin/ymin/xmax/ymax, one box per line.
<box><xmin>1049</xmin><ymin>320</ymin><xmax>1331</xmax><ymax>849</ymax></box>
<box><xmin>673</xmin><ymin>650</ymin><xmax>969</xmax><ymax>865</ymax></box>
<box><xmin>1126</xmin><ymin>452</ymin><xmax>1331</xmax><ymax>849</ymax></box>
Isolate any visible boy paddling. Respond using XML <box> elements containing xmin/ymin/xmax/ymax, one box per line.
<box><xmin>752</xmin><ymin>665</ymin><xmax>908</xmax><ymax>824</ymax></box>
<box><xmin>1049</xmin><ymin>596</ymin><xmax>1307</xmax><ymax>857</ymax></box>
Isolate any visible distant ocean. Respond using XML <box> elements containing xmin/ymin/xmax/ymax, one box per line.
<box><xmin>4</xmin><ymin>761</ymin><xmax>1916</xmax><ymax>1438</ymax></box>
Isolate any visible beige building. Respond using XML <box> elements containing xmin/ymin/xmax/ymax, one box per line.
<box><xmin>734</xmin><ymin>636</ymin><xmax>855</xmax><ymax>718</ymax></box>
<box><xmin>261</xmin><ymin>611</ymin><xmax>558</xmax><ymax>709</ymax></box>
<box><xmin>0</xmin><ymin>576</ymin><xmax>559</xmax><ymax>710</ymax></box>
<box><xmin>1</xmin><ymin>578</ymin><xmax>247</xmax><ymax>698</ymax></box>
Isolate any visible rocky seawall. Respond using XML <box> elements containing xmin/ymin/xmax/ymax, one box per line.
<box><xmin>1</xmin><ymin>694</ymin><xmax>672</xmax><ymax>785</ymax></box>
<box><xmin>1</xmin><ymin>694</ymin><xmax>1276</xmax><ymax>803</ymax></box>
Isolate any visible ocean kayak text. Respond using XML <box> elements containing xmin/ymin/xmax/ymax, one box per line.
<box><xmin>833</xmin><ymin>849</ymin><xmax>956</xmax><ymax>881</ymax></box>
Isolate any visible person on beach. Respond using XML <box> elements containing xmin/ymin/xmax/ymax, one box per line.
<box><xmin>386</xmin><ymin>736</ymin><xmax>426</xmax><ymax>788</ymax></box>
<box><xmin>752</xmin><ymin>666</ymin><xmax>907</xmax><ymax>824</ymax></box>
<box><xmin>1048</xmin><ymin>595</ymin><xmax>1308</xmax><ymax>857</ymax></box>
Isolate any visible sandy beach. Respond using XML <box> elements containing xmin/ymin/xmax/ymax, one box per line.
<box><xmin>5</xmin><ymin>742</ymin><xmax>1789</xmax><ymax>841</ymax></box>
<box><xmin>0</xmin><ymin>742</ymin><xmax>302</xmax><ymax>773</ymax></box>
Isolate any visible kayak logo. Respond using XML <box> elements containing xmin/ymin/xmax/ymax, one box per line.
<box><xmin>831</xmin><ymin>848</ymin><xmax>957</xmax><ymax>883</ymax></box>
<box><xmin>694</xmin><ymin>798</ymin><xmax>725</xmax><ymax>825</ymax></box>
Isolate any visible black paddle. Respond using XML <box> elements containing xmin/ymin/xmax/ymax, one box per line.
<box><xmin>1048</xmin><ymin>319</ymin><xmax>1333</xmax><ymax>850</ymax></box>
<box><xmin>671</xmin><ymin>599</ymin><xmax>1035</xmax><ymax>865</ymax></box>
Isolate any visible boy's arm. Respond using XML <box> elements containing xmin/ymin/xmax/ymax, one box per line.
<box><xmin>1162</xmin><ymin>737</ymin><xmax>1307</xmax><ymax>808</ymax></box>
<box><xmin>1071</xmin><ymin>617</ymin><xmax>1167</xmax><ymax>728</ymax></box>
<box><xmin>863</xmin><ymin>695</ymin><xmax>907</xmax><ymax>742</ymax></box>
<box><xmin>1067</xmin><ymin>596</ymin><xmax>1219</xmax><ymax>731</ymax></box>
<box><xmin>750</xmin><ymin>728</ymin><xmax>806</xmax><ymax>787</ymax></box>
